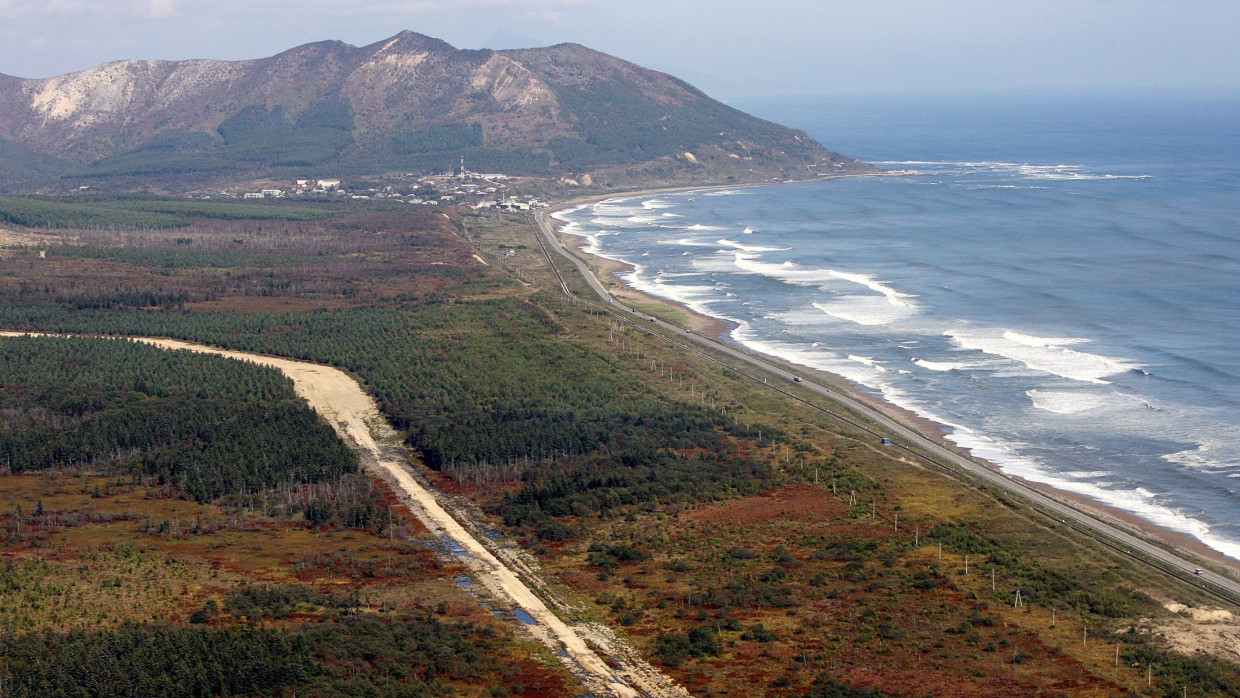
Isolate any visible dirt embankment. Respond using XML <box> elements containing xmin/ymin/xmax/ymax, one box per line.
<box><xmin>0</xmin><ymin>227</ymin><xmax>60</xmax><ymax>255</ymax></box>
<box><xmin>1151</xmin><ymin>602</ymin><xmax>1240</xmax><ymax>663</ymax></box>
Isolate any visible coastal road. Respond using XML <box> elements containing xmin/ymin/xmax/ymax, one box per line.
<box><xmin>531</xmin><ymin>211</ymin><xmax>1240</xmax><ymax>606</ymax></box>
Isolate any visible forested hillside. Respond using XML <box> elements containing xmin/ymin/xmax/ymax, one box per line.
<box><xmin>0</xmin><ymin>31</ymin><xmax>872</xmax><ymax>189</ymax></box>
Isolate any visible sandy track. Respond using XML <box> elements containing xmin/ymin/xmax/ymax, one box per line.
<box><xmin>0</xmin><ymin>331</ymin><xmax>686</xmax><ymax>697</ymax></box>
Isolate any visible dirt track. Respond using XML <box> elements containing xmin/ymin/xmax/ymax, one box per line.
<box><xmin>0</xmin><ymin>331</ymin><xmax>687</xmax><ymax>697</ymax></box>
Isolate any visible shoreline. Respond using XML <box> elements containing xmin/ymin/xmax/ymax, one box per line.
<box><xmin>544</xmin><ymin>190</ymin><xmax>1240</xmax><ymax>579</ymax></box>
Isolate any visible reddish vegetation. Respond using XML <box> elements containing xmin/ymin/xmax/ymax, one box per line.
<box><xmin>0</xmin><ymin>469</ymin><xmax>575</xmax><ymax>693</ymax></box>
<box><xmin>186</xmin><ymin>296</ymin><xmax>348</xmax><ymax>312</ymax></box>
<box><xmin>537</xmin><ymin>478</ymin><xmax>1144</xmax><ymax>697</ymax></box>
<box><xmin>685</xmin><ymin>483</ymin><xmax>848</xmax><ymax>525</ymax></box>
<box><xmin>0</xmin><ymin>206</ymin><xmax>489</xmax><ymax>313</ymax></box>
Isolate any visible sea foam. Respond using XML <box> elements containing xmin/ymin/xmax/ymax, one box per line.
<box><xmin>813</xmin><ymin>298</ymin><xmax>917</xmax><ymax>326</ymax></box>
<box><xmin>657</xmin><ymin>237</ymin><xmax>723</xmax><ymax>248</ymax></box>
<box><xmin>733</xmin><ymin>255</ymin><xmax>916</xmax><ymax>304</ymax></box>
<box><xmin>946</xmin><ymin>329</ymin><xmax>1139</xmax><ymax>384</ymax></box>
<box><xmin>1026</xmin><ymin>389</ymin><xmax>1113</xmax><ymax>414</ymax></box>
<box><xmin>944</xmin><ymin>425</ymin><xmax>1240</xmax><ymax>561</ymax></box>
<box><xmin>716</xmin><ymin>239</ymin><xmax>790</xmax><ymax>253</ymax></box>
<box><xmin>913</xmin><ymin>358</ymin><xmax>975</xmax><ymax>372</ymax></box>
<box><xmin>874</xmin><ymin>160</ymin><xmax>1152</xmax><ymax>181</ymax></box>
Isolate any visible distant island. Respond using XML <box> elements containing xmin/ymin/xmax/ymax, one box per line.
<box><xmin>0</xmin><ymin>31</ymin><xmax>874</xmax><ymax>192</ymax></box>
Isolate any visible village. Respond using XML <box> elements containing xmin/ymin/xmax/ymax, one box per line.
<box><xmin>200</xmin><ymin>160</ymin><xmax>552</xmax><ymax>212</ymax></box>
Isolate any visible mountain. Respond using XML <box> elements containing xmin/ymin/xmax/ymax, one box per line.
<box><xmin>0</xmin><ymin>31</ymin><xmax>873</xmax><ymax>190</ymax></box>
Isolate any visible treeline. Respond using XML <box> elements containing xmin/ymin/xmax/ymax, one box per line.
<box><xmin>42</xmin><ymin>244</ymin><xmax>338</xmax><ymax>270</ymax></box>
<box><xmin>0</xmin><ymin>301</ymin><xmax>782</xmax><ymax>520</ymax></box>
<box><xmin>214</xmin><ymin>104</ymin><xmax>353</xmax><ymax>168</ymax></box>
<box><xmin>503</xmin><ymin>448</ymin><xmax>772</xmax><ymax>533</ymax></box>
<box><xmin>390</xmin><ymin>123</ymin><xmax>483</xmax><ymax>155</ymax></box>
<box><xmin>0</xmin><ymin>194</ymin><xmax>334</xmax><ymax>230</ymax></box>
<box><xmin>74</xmin><ymin>102</ymin><xmax>356</xmax><ymax>179</ymax></box>
<box><xmin>0</xmin><ymin>612</ymin><xmax>551</xmax><ymax>697</ymax></box>
<box><xmin>362</xmin><ymin>145</ymin><xmax>553</xmax><ymax>177</ymax></box>
<box><xmin>0</xmin><ymin>140</ymin><xmax>69</xmax><ymax>188</ymax></box>
<box><xmin>0</xmin><ymin>335</ymin><xmax>356</xmax><ymax>501</ymax></box>
<box><xmin>0</xmin><ymin>624</ymin><xmax>304</xmax><ymax>697</ymax></box>
<box><xmin>222</xmin><ymin>583</ymin><xmax>359</xmax><ymax>620</ymax></box>
<box><xmin>51</xmin><ymin>288</ymin><xmax>191</xmax><ymax>311</ymax></box>
<box><xmin>226</xmin><ymin>473</ymin><xmax>395</xmax><ymax>533</ymax></box>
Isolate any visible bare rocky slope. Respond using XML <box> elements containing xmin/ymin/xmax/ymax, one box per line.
<box><xmin>0</xmin><ymin>31</ymin><xmax>872</xmax><ymax>190</ymax></box>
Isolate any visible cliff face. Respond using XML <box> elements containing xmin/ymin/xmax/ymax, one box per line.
<box><xmin>0</xmin><ymin>31</ymin><xmax>872</xmax><ymax>188</ymax></box>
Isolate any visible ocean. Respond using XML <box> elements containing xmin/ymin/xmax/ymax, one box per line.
<box><xmin>553</xmin><ymin>89</ymin><xmax>1240</xmax><ymax>562</ymax></box>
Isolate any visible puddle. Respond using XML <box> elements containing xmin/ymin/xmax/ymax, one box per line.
<box><xmin>453</xmin><ymin>574</ymin><xmax>471</xmax><ymax>588</ymax></box>
<box><xmin>484</xmin><ymin>529</ymin><xmax>504</xmax><ymax>539</ymax></box>
<box><xmin>512</xmin><ymin>608</ymin><xmax>538</xmax><ymax>625</ymax></box>
<box><xmin>439</xmin><ymin>536</ymin><xmax>474</xmax><ymax>558</ymax></box>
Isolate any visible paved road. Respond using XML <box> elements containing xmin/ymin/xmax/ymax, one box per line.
<box><xmin>531</xmin><ymin>212</ymin><xmax>1240</xmax><ymax>606</ymax></box>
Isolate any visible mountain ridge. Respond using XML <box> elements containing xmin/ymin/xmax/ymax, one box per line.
<box><xmin>0</xmin><ymin>31</ymin><xmax>873</xmax><ymax>190</ymax></box>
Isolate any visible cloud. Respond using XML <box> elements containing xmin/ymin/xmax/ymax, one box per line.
<box><xmin>1</xmin><ymin>0</ymin><xmax>83</xmax><ymax>17</ymax></box>
<box><xmin>0</xmin><ymin>0</ymin><xmax>583</xmax><ymax>24</ymax></box>
<box><xmin>191</xmin><ymin>0</ymin><xmax>584</xmax><ymax>12</ymax></box>
<box><xmin>2</xmin><ymin>0</ymin><xmax>180</xmax><ymax>19</ymax></box>
<box><xmin>134</xmin><ymin>0</ymin><xmax>180</xmax><ymax>20</ymax></box>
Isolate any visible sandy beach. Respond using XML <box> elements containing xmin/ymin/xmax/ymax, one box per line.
<box><xmin>545</xmin><ymin>191</ymin><xmax>1240</xmax><ymax>578</ymax></box>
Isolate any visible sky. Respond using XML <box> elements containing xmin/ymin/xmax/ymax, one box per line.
<box><xmin>1</xmin><ymin>0</ymin><xmax>1238</xmax><ymax>99</ymax></box>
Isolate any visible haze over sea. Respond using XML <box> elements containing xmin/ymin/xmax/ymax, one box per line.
<box><xmin>556</xmin><ymin>90</ymin><xmax>1240</xmax><ymax>562</ymax></box>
